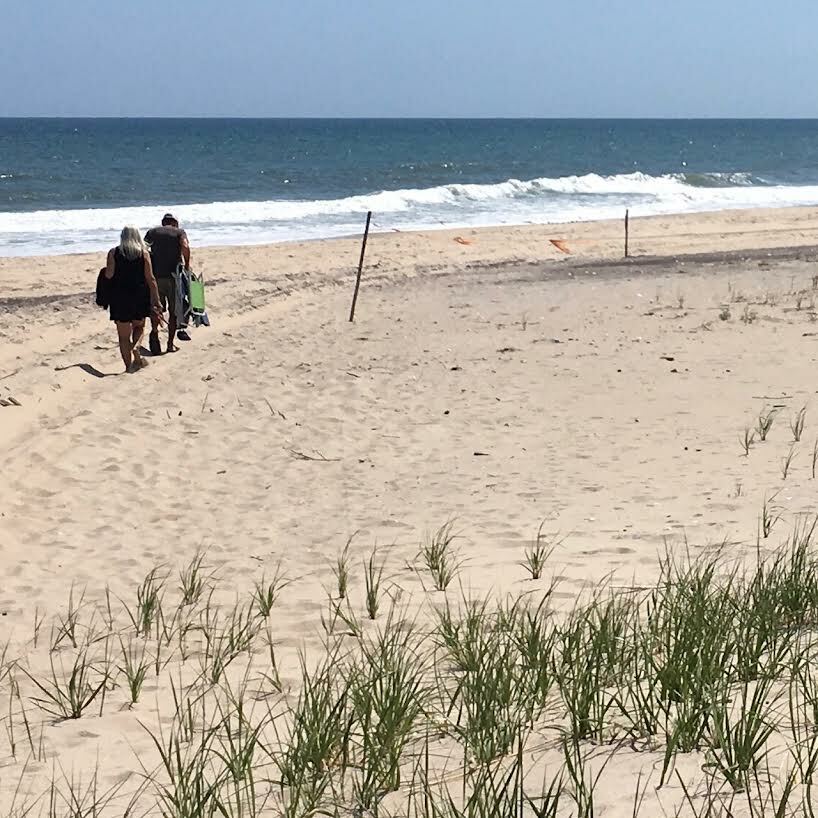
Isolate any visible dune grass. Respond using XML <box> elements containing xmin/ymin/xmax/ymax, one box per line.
<box><xmin>420</xmin><ymin>522</ymin><xmax>462</xmax><ymax>592</ymax></box>
<box><xmin>332</xmin><ymin>537</ymin><xmax>354</xmax><ymax>600</ymax></box>
<box><xmin>757</xmin><ymin>407</ymin><xmax>777</xmax><ymax>441</ymax></box>
<box><xmin>791</xmin><ymin>406</ymin><xmax>807</xmax><ymax>443</ymax></box>
<box><xmin>521</xmin><ymin>523</ymin><xmax>554</xmax><ymax>580</ymax></box>
<box><xmin>10</xmin><ymin>512</ymin><xmax>818</xmax><ymax>817</ymax></box>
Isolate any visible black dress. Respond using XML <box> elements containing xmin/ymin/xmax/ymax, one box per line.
<box><xmin>108</xmin><ymin>248</ymin><xmax>151</xmax><ymax>323</ymax></box>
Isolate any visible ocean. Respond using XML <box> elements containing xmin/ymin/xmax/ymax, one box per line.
<box><xmin>3</xmin><ymin>118</ymin><xmax>818</xmax><ymax>257</ymax></box>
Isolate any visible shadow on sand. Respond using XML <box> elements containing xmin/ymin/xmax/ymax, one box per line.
<box><xmin>54</xmin><ymin>363</ymin><xmax>119</xmax><ymax>378</ymax></box>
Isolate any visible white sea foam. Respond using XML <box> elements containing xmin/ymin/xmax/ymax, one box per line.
<box><xmin>2</xmin><ymin>172</ymin><xmax>818</xmax><ymax>256</ymax></box>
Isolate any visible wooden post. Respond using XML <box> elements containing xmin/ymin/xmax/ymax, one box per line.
<box><xmin>624</xmin><ymin>209</ymin><xmax>630</xmax><ymax>258</ymax></box>
<box><xmin>349</xmin><ymin>211</ymin><xmax>372</xmax><ymax>322</ymax></box>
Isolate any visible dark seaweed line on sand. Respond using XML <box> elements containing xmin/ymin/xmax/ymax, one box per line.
<box><xmin>2</xmin><ymin>244</ymin><xmax>817</xmax><ymax>315</ymax></box>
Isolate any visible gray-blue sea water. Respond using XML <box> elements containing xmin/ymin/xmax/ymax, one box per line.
<box><xmin>3</xmin><ymin>118</ymin><xmax>818</xmax><ymax>255</ymax></box>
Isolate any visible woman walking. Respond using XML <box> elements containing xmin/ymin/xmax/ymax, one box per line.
<box><xmin>104</xmin><ymin>226</ymin><xmax>161</xmax><ymax>372</ymax></box>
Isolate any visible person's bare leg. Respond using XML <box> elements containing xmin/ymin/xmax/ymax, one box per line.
<box><xmin>148</xmin><ymin>309</ymin><xmax>163</xmax><ymax>355</ymax></box>
<box><xmin>131</xmin><ymin>320</ymin><xmax>146</xmax><ymax>369</ymax></box>
<box><xmin>116</xmin><ymin>322</ymin><xmax>133</xmax><ymax>372</ymax></box>
<box><xmin>167</xmin><ymin>312</ymin><xmax>178</xmax><ymax>353</ymax></box>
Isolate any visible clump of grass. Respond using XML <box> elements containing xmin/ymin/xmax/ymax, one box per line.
<box><xmin>521</xmin><ymin>523</ymin><xmax>555</xmax><ymax>580</ymax></box>
<box><xmin>364</xmin><ymin>547</ymin><xmax>386</xmax><ymax>620</ymax></box>
<box><xmin>332</xmin><ymin>536</ymin><xmax>354</xmax><ymax>600</ymax></box>
<box><xmin>510</xmin><ymin>597</ymin><xmax>558</xmax><ymax>714</ymax></box>
<box><xmin>275</xmin><ymin>650</ymin><xmax>351</xmax><ymax>803</ymax></box>
<box><xmin>760</xmin><ymin>492</ymin><xmax>782</xmax><ymax>539</ymax></box>
<box><xmin>420</xmin><ymin>521</ymin><xmax>461</xmax><ymax>591</ymax></box>
<box><xmin>52</xmin><ymin>584</ymin><xmax>88</xmax><ymax>651</ymax></box>
<box><xmin>211</xmin><ymin>675</ymin><xmax>269</xmax><ymax>812</ymax></box>
<box><xmin>124</xmin><ymin>567</ymin><xmax>166</xmax><ymax>638</ymax></box>
<box><xmin>253</xmin><ymin>563</ymin><xmax>291</xmax><ymax>618</ymax></box>
<box><xmin>322</xmin><ymin>594</ymin><xmax>362</xmax><ymax>639</ymax></box>
<box><xmin>791</xmin><ymin>406</ymin><xmax>807</xmax><ymax>442</ymax></box>
<box><xmin>788</xmin><ymin>648</ymin><xmax>818</xmax><ymax>789</ymax></box>
<box><xmin>119</xmin><ymin>637</ymin><xmax>150</xmax><ymax>705</ymax></box>
<box><xmin>23</xmin><ymin>648</ymin><xmax>110</xmax><ymax>720</ymax></box>
<box><xmin>347</xmin><ymin>612</ymin><xmax>427</xmax><ymax>809</ymax></box>
<box><xmin>812</xmin><ymin>439</ymin><xmax>818</xmax><ymax>478</ymax></box>
<box><xmin>447</xmin><ymin>608</ymin><xmax>532</xmax><ymax>763</ymax></box>
<box><xmin>755</xmin><ymin>518</ymin><xmax>818</xmax><ymax>633</ymax></box>
<box><xmin>757</xmin><ymin>407</ymin><xmax>777</xmax><ymax>441</ymax></box>
<box><xmin>143</xmin><ymin>709</ymin><xmax>223</xmax><ymax>818</ymax></box>
<box><xmin>199</xmin><ymin>601</ymin><xmax>261</xmax><ymax>686</ymax></box>
<box><xmin>739</xmin><ymin>427</ymin><xmax>755</xmax><ymax>457</ymax></box>
<box><xmin>179</xmin><ymin>551</ymin><xmax>210</xmax><ymax>607</ymax></box>
<box><xmin>781</xmin><ymin>445</ymin><xmax>797</xmax><ymax>480</ymax></box>
<box><xmin>619</xmin><ymin>549</ymin><xmax>746</xmax><ymax>785</ymax></box>
<box><xmin>705</xmin><ymin>676</ymin><xmax>779</xmax><ymax>792</ymax></box>
<box><xmin>435</xmin><ymin>596</ymin><xmax>490</xmax><ymax>674</ymax></box>
<box><xmin>557</xmin><ymin>592</ymin><xmax>635</xmax><ymax>745</ymax></box>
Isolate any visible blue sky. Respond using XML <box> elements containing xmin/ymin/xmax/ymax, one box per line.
<box><xmin>1</xmin><ymin>0</ymin><xmax>814</xmax><ymax>117</ymax></box>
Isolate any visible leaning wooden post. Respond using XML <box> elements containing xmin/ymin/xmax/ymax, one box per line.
<box><xmin>624</xmin><ymin>209</ymin><xmax>630</xmax><ymax>258</ymax></box>
<box><xmin>349</xmin><ymin>211</ymin><xmax>372</xmax><ymax>322</ymax></box>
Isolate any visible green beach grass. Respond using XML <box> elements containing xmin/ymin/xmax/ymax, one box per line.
<box><xmin>5</xmin><ymin>506</ymin><xmax>818</xmax><ymax>816</ymax></box>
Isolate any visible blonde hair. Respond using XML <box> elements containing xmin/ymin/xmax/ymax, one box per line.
<box><xmin>118</xmin><ymin>225</ymin><xmax>147</xmax><ymax>261</ymax></box>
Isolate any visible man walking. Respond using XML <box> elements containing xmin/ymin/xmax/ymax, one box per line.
<box><xmin>145</xmin><ymin>213</ymin><xmax>190</xmax><ymax>354</ymax></box>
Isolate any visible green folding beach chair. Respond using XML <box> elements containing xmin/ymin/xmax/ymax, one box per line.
<box><xmin>187</xmin><ymin>272</ymin><xmax>210</xmax><ymax>327</ymax></box>
<box><xmin>189</xmin><ymin>273</ymin><xmax>206</xmax><ymax>314</ymax></box>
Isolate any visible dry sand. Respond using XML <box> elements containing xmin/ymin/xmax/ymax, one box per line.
<box><xmin>2</xmin><ymin>206</ymin><xmax>818</xmax><ymax>815</ymax></box>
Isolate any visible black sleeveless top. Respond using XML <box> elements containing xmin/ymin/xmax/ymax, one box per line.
<box><xmin>107</xmin><ymin>248</ymin><xmax>151</xmax><ymax>322</ymax></box>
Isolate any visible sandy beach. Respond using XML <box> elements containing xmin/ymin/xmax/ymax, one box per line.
<box><xmin>3</xmin><ymin>205</ymin><xmax>818</xmax><ymax>816</ymax></box>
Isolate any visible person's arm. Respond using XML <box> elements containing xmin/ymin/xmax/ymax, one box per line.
<box><xmin>180</xmin><ymin>231</ymin><xmax>190</xmax><ymax>267</ymax></box>
<box><xmin>104</xmin><ymin>248</ymin><xmax>115</xmax><ymax>279</ymax></box>
<box><xmin>143</xmin><ymin>252</ymin><xmax>161</xmax><ymax>311</ymax></box>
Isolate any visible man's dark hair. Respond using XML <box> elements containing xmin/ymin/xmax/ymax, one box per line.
<box><xmin>161</xmin><ymin>213</ymin><xmax>178</xmax><ymax>227</ymax></box>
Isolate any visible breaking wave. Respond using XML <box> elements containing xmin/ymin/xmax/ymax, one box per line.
<box><xmin>2</xmin><ymin>171</ymin><xmax>817</xmax><ymax>256</ymax></box>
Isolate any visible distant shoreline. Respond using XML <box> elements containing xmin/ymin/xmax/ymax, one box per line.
<box><xmin>3</xmin><ymin>203</ymin><xmax>818</xmax><ymax>263</ymax></box>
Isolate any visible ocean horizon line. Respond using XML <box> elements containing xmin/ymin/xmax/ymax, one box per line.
<box><xmin>3</xmin><ymin>115</ymin><xmax>818</xmax><ymax>122</ymax></box>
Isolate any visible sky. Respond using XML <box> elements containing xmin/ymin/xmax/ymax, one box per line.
<box><xmin>0</xmin><ymin>0</ymin><xmax>815</xmax><ymax>118</ymax></box>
